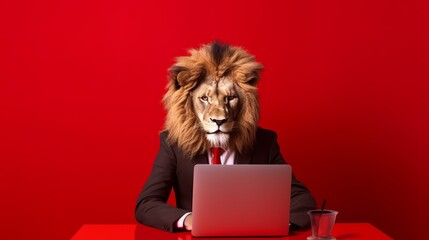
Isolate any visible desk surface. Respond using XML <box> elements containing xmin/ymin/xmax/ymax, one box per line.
<box><xmin>71</xmin><ymin>223</ymin><xmax>392</xmax><ymax>240</ymax></box>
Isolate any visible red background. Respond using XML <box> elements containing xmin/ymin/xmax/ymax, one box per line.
<box><xmin>1</xmin><ymin>0</ymin><xmax>428</xmax><ymax>239</ymax></box>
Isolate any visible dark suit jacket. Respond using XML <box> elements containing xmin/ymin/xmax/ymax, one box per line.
<box><xmin>135</xmin><ymin>127</ymin><xmax>316</xmax><ymax>232</ymax></box>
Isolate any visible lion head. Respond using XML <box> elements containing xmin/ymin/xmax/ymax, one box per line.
<box><xmin>162</xmin><ymin>42</ymin><xmax>263</xmax><ymax>158</ymax></box>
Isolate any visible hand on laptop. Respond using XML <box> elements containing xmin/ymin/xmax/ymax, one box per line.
<box><xmin>184</xmin><ymin>213</ymin><xmax>192</xmax><ymax>231</ymax></box>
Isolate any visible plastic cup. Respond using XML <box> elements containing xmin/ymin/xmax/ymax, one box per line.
<box><xmin>307</xmin><ymin>209</ymin><xmax>338</xmax><ymax>240</ymax></box>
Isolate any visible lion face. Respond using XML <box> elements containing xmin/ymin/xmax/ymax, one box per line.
<box><xmin>163</xmin><ymin>41</ymin><xmax>263</xmax><ymax>158</ymax></box>
<box><xmin>191</xmin><ymin>76</ymin><xmax>239</xmax><ymax>148</ymax></box>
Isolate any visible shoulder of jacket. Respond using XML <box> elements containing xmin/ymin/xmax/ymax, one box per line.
<box><xmin>256</xmin><ymin>127</ymin><xmax>277</xmax><ymax>138</ymax></box>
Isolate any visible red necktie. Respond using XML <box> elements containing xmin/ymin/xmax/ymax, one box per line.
<box><xmin>210</xmin><ymin>147</ymin><xmax>223</xmax><ymax>165</ymax></box>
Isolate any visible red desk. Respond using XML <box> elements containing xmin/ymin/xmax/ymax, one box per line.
<box><xmin>71</xmin><ymin>223</ymin><xmax>392</xmax><ymax>240</ymax></box>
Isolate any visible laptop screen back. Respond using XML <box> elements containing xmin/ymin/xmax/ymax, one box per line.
<box><xmin>192</xmin><ymin>164</ymin><xmax>291</xmax><ymax>237</ymax></box>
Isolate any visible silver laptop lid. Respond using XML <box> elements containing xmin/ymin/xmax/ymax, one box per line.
<box><xmin>192</xmin><ymin>164</ymin><xmax>291</xmax><ymax>237</ymax></box>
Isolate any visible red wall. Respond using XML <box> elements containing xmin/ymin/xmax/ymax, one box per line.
<box><xmin>1</xmin><ymin>1</ymin><xmax>428</xmax><ymax>239</ymax></box>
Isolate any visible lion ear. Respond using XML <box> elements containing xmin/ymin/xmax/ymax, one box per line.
<box><xmin>244</xmin><ymin>63</ymin><xmax>264</xmax><ymax>86</ymax></box>
<box><xmin>169</xmin><ymin>64</ymin><xmax>207</xmax><ymax>90</ymax></box>
<box><xmin>168</xmin><ymin>65</ymin><xmax>188</xmax><ymax>90</ymax></box>
<box><xmin>247</xmin><ymin>76</ymin><xmax>259</xmax><ymax>86</ymax></box>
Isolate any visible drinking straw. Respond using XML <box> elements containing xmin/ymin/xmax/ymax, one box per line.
<box><xmin>320</xmin><ymin>199</ymin><xmax>327</xmax><ymax>214</ymax></box>
<box><xmin>318</xmin><ymin>199</ymin><xmax>327</xmax><ymax>236</ymax></box>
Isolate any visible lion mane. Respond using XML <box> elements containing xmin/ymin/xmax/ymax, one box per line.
<box><xmin>162</xmin><ymin>41</ymin><xmax>263</xmax><ymax>158</ymax></box>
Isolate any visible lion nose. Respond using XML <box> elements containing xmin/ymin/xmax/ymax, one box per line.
<box><xmin>210</xmin><ymin>118</ymin><xmax>227</xmax><ymax>126</ymax></box>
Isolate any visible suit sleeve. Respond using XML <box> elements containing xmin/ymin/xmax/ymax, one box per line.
<box><xmin>135</xmin><ymin>132</ymin><xmax>188</xmax><ymax>232</ymax></box>
<box><xmin>268</xmin><ymin>132</ymin><xmax>317</xmax><ymax>229</ymax></box>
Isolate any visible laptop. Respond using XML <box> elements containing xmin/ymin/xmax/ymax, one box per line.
<box><xmin>191</xmin><ymin>164</ymin><xmax>291</xmax><ymax>237</ymax></box>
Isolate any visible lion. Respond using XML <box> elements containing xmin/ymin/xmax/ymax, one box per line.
<box><xmin>162</xmin><ymin>41</ymin><xmax>264</xmax><ymax>158</ymax></box>
<box><xmin>136</xmin><ymin>41</ymin><xmax>316</xmax><ymax>232</ymax></box>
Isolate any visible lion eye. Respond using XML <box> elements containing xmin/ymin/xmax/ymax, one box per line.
<box><xmin>226</xmin><ymin>95</ymin><xmax>237</xmax><ymax>102</ymax></box>
<box><xmin>200</xmin><ymin>96</ymin><xmax>209</xmax><ymax>102</ymax></box>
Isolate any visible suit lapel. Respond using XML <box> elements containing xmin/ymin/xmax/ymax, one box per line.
<box><xmin>193</xmin><ymin>153</ymin><xmax>209</xmax><ymax>165</ymax></box>
<box><xmin>235</xmin><ymin>150</ymin><xmax>252</xmax><ymax>164</ymax></box>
